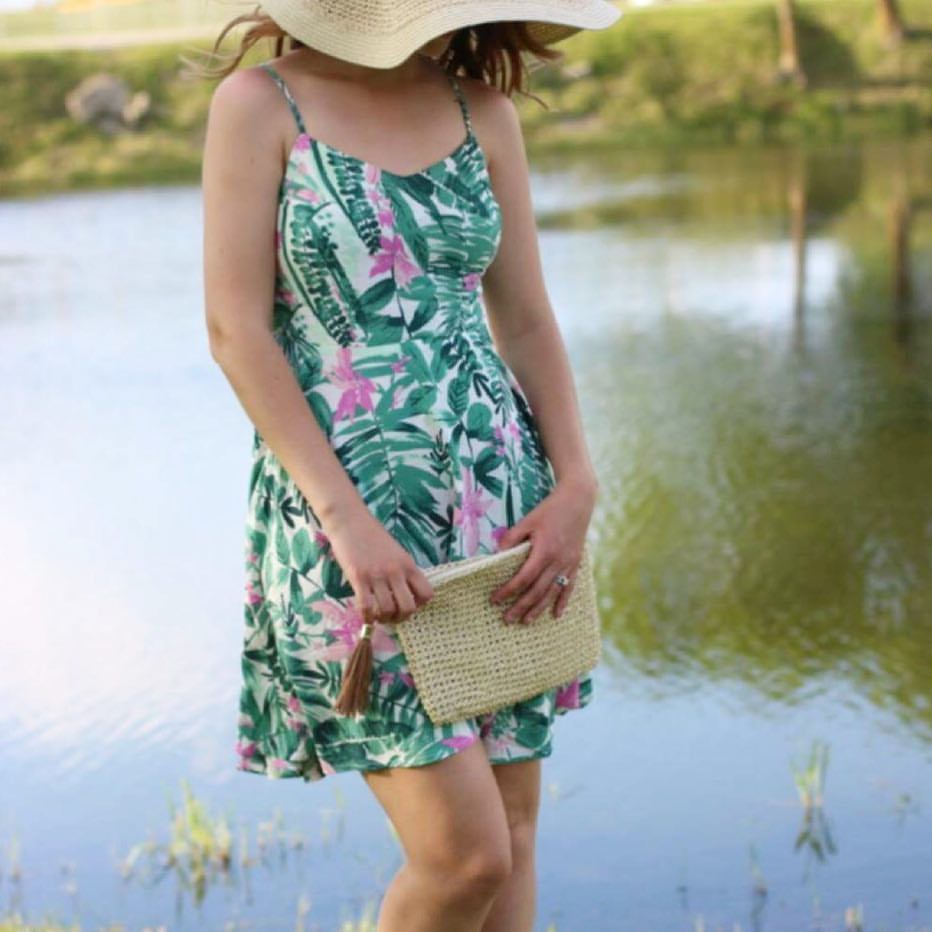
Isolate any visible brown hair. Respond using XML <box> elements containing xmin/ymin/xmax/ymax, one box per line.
<box><xmin>180</xmin><ymin>6</ymin><xmax>562</xmax><ymax>103</ymax></box>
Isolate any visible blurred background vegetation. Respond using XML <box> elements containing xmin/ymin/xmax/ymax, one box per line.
<box><xmin>1</xmin><ymin>0</ymin><xmax>931</xmax><ymax>195</ymax></box>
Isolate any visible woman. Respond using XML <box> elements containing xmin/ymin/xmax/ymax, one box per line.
<box><xmin>199</xmin><ymin>1</ymin><xmax>620</xmax><ymax>928</ymax></box>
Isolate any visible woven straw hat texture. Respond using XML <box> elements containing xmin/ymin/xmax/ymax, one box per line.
<box><xmin>396</xmin><ymin>540</ymin><xmax>602</xmax><ymax>725</ymax></box>
<box><xmin>259</xmin><ymin>0</ymin><xmax>623</xmax><ymax>68</ymax></box>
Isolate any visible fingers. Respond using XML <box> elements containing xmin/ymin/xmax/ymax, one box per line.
<box><xmin>501</xmin><ymin>559</ymin><xmax>560</xmax><ymax>625</ymax></box>
<box><xmin>490</xmin><ymin>539</ymin><xmax>541</xmax><ymax>605</ymax></box>
<box><xmin>352</xmin><ymin>563</ymin><xmax>435</xmax><ymax>627</ymax></box>
<box><xmin>371</xmin><ymin>577</ymin><xmax>398</xmax><ymax>623</ymax></box>
<box><xmin>350</xmin><ymin>573</ymin><xmax>398</xmax><ymax>625</ymax></box>
<box><xmin>386</xmin><ymin>568</ymin><xmax>427</xmax><ymax>622</ymax></box>
<box><xmin>407</xmin><ymin>568</ymin><xmax>435</xmax><ymax>607</ymax></box>
<box><xmin>497</xmin><ymin>548</ymin><xmax>581</xmax><ymax>625</ymax></box>
<box><xmin>552</xmin><ymin>573</ymin><xmax>576</xmax><ymax>618</ymax></box>
<box><xmin>353</xmin><ymin>583</ymin><xmax>380</xmax><ymax>625</ymax></box>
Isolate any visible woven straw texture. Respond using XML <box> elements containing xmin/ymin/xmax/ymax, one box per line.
<box><xmin>396</xmin><ymin>540</ymin><xmax>602</xmax><ymax>724</ymax></box>
<box><xmin>259</xmin><ymin>0</ymin><xmax>622</xmax><ymax>68</ymax></box>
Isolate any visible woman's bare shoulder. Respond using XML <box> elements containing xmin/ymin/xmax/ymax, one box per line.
<box><xmin>455</xmin><ymin>75</ymin><xmax>525</xmax><ymax>171</ymax></box>
<box><xmin>202</xmin><ymin>64</ymin><xmax>294</xmax><ymax>176</ymax></box>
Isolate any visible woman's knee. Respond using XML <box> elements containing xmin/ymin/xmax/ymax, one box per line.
<box><xmin>455</xmin><ymin>834</ymin><xmax>514</xmax><ymax>890</ymax></box>
<box><xmin>362</xmin><ymin>742</ymin><xmax>514</xmax><ymax>895</ymax></box>
<box><xmin>413</xmin><ymin>832</ymin><xmax>513</xmax><ymax>902</ymax></box>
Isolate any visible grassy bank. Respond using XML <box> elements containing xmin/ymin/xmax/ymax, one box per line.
<box><xmin>1</xmin><ymin>0</ymin><xmax>931</xmax><ymax>196</ymax></box>
<box><xmin>532</xmin><ymin>0</ymin><xmax>932</xmax><ymax>148</ymax></box>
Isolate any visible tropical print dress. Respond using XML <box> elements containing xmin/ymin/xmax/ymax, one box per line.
<box><xmin>235</xmin><ymin>61</ymin><xmax>594</xmax><ymax>783</ymax></box>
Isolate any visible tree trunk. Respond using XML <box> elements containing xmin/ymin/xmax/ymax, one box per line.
<box><xmin>777</xmin><ymin>0</ymin><xmax>807</xmax><ymax>87</ymax></box>
<box><xmin>877</xmin><ymin>0</ymin><xmax>906</xmax><ymax>46</ymax></box>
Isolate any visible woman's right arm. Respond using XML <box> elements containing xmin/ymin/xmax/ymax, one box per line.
<box><xmin>201</xmin><ymin>67</ymin><xmax>432</xmax><ymax>624</ymax></box>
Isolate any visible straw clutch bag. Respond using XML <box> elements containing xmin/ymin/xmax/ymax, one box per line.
<box><xmin>391</xmin><ymin>540</ymin><xmax>602</xmax><ymax>725</ymax></box>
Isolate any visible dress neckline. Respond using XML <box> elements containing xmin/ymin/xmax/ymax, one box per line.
<box><xmin>291</xmin><ymin>125</ymin><xmax>479</xmax><ymax>182</ymax></box>
<box><xmin>262</xmin><ymin>58</ymin><xmax>483</xmax><ymax>183</ymax></box>
<box><xmin>283</xmin><ymin>124</ymin><xmax>497</xmax><ymax>197</ymax></box>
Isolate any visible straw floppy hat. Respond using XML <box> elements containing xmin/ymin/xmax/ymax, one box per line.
<box><xmin>259</xmin><ymin>0</ymin><xmax>623</xmax><ymax>69</ymax></box>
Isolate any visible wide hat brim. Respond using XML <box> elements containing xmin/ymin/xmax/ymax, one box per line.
<box><xmin>258</xmin><ymin>1</ymin><xmax>623</xmax><ymax>69</ymax></box>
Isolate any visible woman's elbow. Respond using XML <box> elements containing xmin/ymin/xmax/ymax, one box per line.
<box><xmin>206</xmin><ymin>315</ymin><xmax>266</xmax><ymax>368</ymax></box>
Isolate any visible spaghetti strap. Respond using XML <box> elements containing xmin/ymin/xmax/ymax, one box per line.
<box><xmin>259</xmin><ymin>62</ymin><xmax>308</xmax><ymax>137</ymax></box>
<box><xmin>444</xmin><ymin>71</ymin><xmax>474</xmax><ymax>138</ymax></box>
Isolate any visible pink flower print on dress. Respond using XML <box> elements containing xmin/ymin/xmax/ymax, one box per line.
<box><xmin>293</xmin><ymin>133</ymin><xmax>311</xmax><ymax>153</ymax></box>
<box><xmin>483</xmin><ymin>735</ymin><xmax>513</xmax><ymax>758</ymax></box>
<box><xmin>287</xmin><ymin>695</ymin><xmax>302</xmax><ymax>713</ymax></box>
<box><xmin>294</xmin><ymin>186</ymin><xmax>321</xmax><ymax>204</ymax></box>
<box><xmin>370</xmin><ymin>233</ymin><xmax>420</xmax><ymax>288</ymax></box>
<box><xmin>324</xmin><ymin>347</ymin><xmax>377</xmax><ymax>422</ymax></box>
<box><xmin>399</xmin><ymin>671</ymin><xmax>415</xmax><ymax>688</ymax></box>
<box><xmin>441</xmin><ymin>734</ymin><xmax>478</xmax><ymax>751</ymax></box>
<box><xmin>235</xmin><ymin>739</ymin><xmax>257</xmax><ymax>762</ymax></box>
<box><xmin>463</xmin><ymin>271</ymin><xmax>481</xmax><ymax>291</ymax></box>
<box><xmin>491</xmin><ymin>525</ymin><xmax>508</xmax><ymax>549</ymax></box>
<box><xmin>494</xmin><ymin>422</ymin><xmax>521</xmax><ymax>449</ymax></box>
<box><xmin>310</xmin><ymin>598</ymin><xmax>396</xmax><ymax>661</ymax></box>
<box><xmin>390</xmin><ymin>354</ymin><xmax>411</xmax><ymax>374</ymax></box>
<box><xmin>555</xmin><ymin>679</ymin><xmax>581</xmax><ymax>711</ymax></box>
<box><xmin>245</xmin><ymin>580</ymin><xmax>263</xmax><ymax>606</ymax></box>
<box><xmin>492</xmin><ymin>424</ymin><xmax>507</xmax><ymax>456</ymax></box>
<box><xmin>452</xmin><ymin>468</ymin><xmax>494</xmax><ymax>556</ymax></box>
<box><xmin>365</xmin><ymin>166</ymin><xmax>391</xmax><ymax>223</ymax></box>
<box><xmin>378</xmin><ymin>670</ymin><xmax>396</xmax><ymax>687</ymax></box>
<box><xmin>314</xmin><ymin>529</ymin><xmax>330</xmax><ymax>548</ymax></box>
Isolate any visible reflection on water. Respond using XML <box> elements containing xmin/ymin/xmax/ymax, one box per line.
<box><xmin>542</xmin><ymin>136</ymin><xmax>932</xmax><ymax>741</ymax></box>
<box><xmin>1</xmin><ymin>133</ymin><xmax>930</xmax><ymax>930</ymax></box>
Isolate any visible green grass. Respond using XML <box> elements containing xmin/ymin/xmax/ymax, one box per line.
<box><xmin>0</xmin><ymin>0</ymin><xmax>931</xmax><ymax>195</ymax></box>
<box><xmin>524</xmin><ymin>0</ymin><xmax>932</xmax><ymax>147</ymax></box>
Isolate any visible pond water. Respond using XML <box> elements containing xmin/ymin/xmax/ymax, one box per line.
<box><xmin>1</xmin><ymin>132</ymin><xmax>930</xmax><ymax>932</ymax></box>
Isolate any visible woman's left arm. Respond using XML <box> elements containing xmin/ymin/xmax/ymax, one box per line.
<box><xmin>473</xmin><ymin>84</ymin><xmax>600</xmax><ymax>623</ymax></box>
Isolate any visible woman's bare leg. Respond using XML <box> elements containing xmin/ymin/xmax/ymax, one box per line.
<box><xmin>479</xmin><ymin>758</ymin><xmax>542</xmax><ymax>932</ymax></box>
<box><xmin>360</xmin><ymin>740</ymin><xmax>514</xmax><ymax>932</ymax></box>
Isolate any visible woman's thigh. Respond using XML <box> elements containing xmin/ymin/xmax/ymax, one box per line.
<box><xmin>360</xmin><ymin>740</ymin><xmax>512</xmax><ymax>869</ymax></box>
<box><xmin>489</xmin><ymin>758</ymin><xmax>542</xmax><ymax>838</ymax></box>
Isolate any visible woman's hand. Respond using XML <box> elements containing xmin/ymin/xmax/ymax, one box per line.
<box><xmin>490</xmin><ymin>471</ymin><xmax>598</xmax><ymax>624</ymax></box>
<box><xmin>321</xmin><ymin>503</ymin><xmax>435</xmax><ymax>626</ymax></box>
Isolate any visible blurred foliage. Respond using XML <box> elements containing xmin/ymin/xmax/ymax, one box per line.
<box><xmin>0</xmin><ymin>0</ymin><xmax>931</xmax><ymax>194</ymax></box>
<box><xmin>523</xmin><ymin>0</ymin><xmax>932</xmax><ymax>146</ymax></box>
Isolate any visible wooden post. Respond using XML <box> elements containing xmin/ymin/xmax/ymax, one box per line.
<box><xmin>877</xmin><ymin>0</ymin><xmax>906</xmax><ymax>46</ymax></box>
<box><xmin>777</xmin><ymin>0</ymin><xmax>807</xmax><ymax>87</ymax></box>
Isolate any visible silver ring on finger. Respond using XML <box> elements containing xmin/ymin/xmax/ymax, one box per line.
<box><xmin>554</xmin><ymin>572</ymin><xmax>571</xmax><ymax>588</ymax></box>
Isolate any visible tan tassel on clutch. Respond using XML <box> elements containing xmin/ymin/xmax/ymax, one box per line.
<box><xmin>334</xmin><ymin>622</ymin><xmax>374</xmax><ymax>716</ymax></box>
